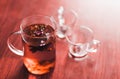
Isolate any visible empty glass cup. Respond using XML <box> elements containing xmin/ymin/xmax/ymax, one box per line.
<box><xmin>66</xmin><ymin>24</ymin><xmax>100</xmax><ymax>61</ymax></box>
<box><xmin>54</xmin><ymin>6</ymin><xmax>78</xmax><ymax>39</ymax></box>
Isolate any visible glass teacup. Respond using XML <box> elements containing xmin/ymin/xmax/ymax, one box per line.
<box><xmin>7</xmin><ymin>15</ymin><xmax>56</xmax><ymax>75</ymax></box>
<box><xmin>54</xmin><ymin>6</ymin><xmax>78</xmax><ymax>39</ymax></box>
<box><xmin>66</xmin><ymin>24</ymin><xmax>100</xmax><ymax>61</ymax></box>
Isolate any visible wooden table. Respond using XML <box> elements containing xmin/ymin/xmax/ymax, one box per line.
<box><xmin>0</xmin><ymin>0</ymin><xmax>120</xmax><ymax>79</ymax></box>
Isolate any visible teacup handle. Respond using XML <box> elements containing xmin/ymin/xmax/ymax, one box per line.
<box><xmin>7</xmin><ymin>31</ymin><xmax>24</xmax><ymax>56</ymax></box>
<box><xmin>86</xmin><ymin>39</ymin><xmax>100</xmax><ymax>53</ymax></box>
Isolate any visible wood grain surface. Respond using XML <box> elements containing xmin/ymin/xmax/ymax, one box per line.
<box><xmin>0</xmin><ymin>0</ymin><xmax>120</xmax><ymax>79</ymax></box>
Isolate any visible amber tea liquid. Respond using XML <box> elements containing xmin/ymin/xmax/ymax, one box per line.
<box><xmin>22</xmin><ymin>24</ymin><xmax>56</xmax><ymax>75</ymax></box>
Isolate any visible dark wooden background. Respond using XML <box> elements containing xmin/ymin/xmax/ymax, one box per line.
<box><xmin>0</xmin><ymin>0</ymin><xmax>120</xmax><ymax>79</ymax></box>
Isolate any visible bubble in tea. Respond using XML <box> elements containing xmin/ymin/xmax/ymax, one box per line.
<box><xmin>22</xmin><ymin>24</ymin><xmax>56</xmax><ymax>75</ymax></box>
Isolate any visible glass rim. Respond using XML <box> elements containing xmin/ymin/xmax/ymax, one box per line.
<box><xmin>19</xmin><ymin>15</ymin><xmax>56</xmax><ymax>39</ymax></box>
<box><xmin>65</xmin><ymin>25</ymin><xmax>94</xmax><ymax>45</ymax></box>
<box><xmin>20</xmin><ymin>15</ymin><xmax>56</xmax><ymax>31</ymax></box>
